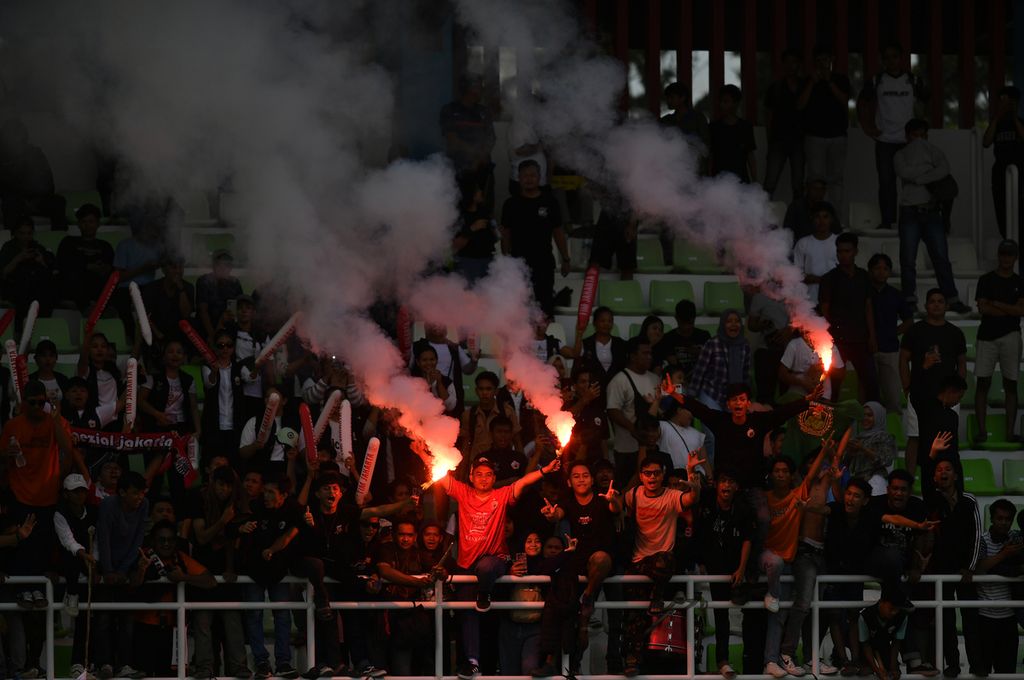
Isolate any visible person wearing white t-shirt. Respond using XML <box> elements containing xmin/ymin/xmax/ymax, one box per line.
<box><xmin>778</xmin><ymin>335</ymin><xmax>846</xmax><ymax>401</ymax></box>
<box><xmin>657</xmin><ymin>401</ymin><xmax>706</xmax><ymax>472</ymax></box>
<box><xmin>857</xmin><ymin>42</ymin><xmax>924</xmax><ymax>230</ymax></box>
<box><xmin>792</xmin><ymin>205</ymin><xmax>838</xmax><ymax>303</ymax></box>
<box><xmin>606</xmin><ymin>337</ymin><xmax>660</xmax><ymax>484</ymax></box>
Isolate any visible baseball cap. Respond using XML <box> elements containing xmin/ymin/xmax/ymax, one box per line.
<box><xmin>998</xmin><ymin>239</ymin><xmax>1019</xmax><ymax>256</ymax></box>
<box><xmin>63</xmin><ymin>474</ymin><xmax>89</xmax><ymax>491</ymax></box>
<box><xmin>471</xmin><ymin>456</ymin><xmax>496</xmax><ymax>472</ymax></box>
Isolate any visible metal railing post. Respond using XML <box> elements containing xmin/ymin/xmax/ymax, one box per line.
<box><xmin>811</xmin><ymin>575</ymin><xmax>820</xmax><ymax>675</ymax></box>
<box><xmin>685</xmin><ymin>577</ymin><xmax>695</xmax><ymax>678</ymax></box>
<box><xmin>46</xmin><ymin>577</ymin><xmax>55</xmax><ymax>677</ymax></box>
<box><xmin>177</xmin><ymin>582</ymin><xmax>187</xmax><ymax>680</ymax></box>
<box><xmin>434</xmin><ymin>581</ymin><xmax>445</xmax><ymax>680</ymax></box>
<box><xmin>934</xmin><ymin>577</ymin><xmax>944</xmax><ymax>670</ymax></box>
<box><xmin>306</xmin><ymin>582</ymin><xmax>316</xmax><ymax>668</ymax></box>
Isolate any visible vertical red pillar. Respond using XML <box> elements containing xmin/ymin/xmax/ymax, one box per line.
<box><xmin>960</xmin><ymin>0</ymin><xmax>976</xmax><ymax>129</ymax></box>
<box><xmin>772</xmin><ymin>0</ymin><xmax>787</xmax><ymax>78</ymax></box>
<box><xmin>897</xmin><ymin>0</ymin><xmax>912</xmax><ymax>70</ymax></box>
<box><xmin>677</xmin><ymin>0</ymin><xmax>693</xmax><ymax>94</ymax></box>
<box><xmin>990</xmin><ymin>0</ymin><xmax>1007</xmax><ymax>101</ymax></box>
<box><xmin>865</xmin><ymin>0</ymin><xmax>880</xmax><ymax>78</ymax></box>
<box><xmin>834</xmin><ymin>0</ymin><xmax>849</xmax><ymax>74</ymax></box>
<box><xmin>710</xmin><ymin>0</ymin><xmax>725</xmax><ymax>112</ymax></box>
<box><xmin>615</xmin><ymin>0</ymin><xmax>629</xmax><ymax>114</ymax></box>
<box><xmin>928</xmin><ymin>0</ymin><xmax>944</xmax><ymax>128</ymax></box>
<box><xmin>802</xmin><ymin>0</ymin><xmax>816</xmax><ymax>70</ymax></box>
<box><xmin>646</xmin><ymin>0</ymin><xmax>662</xmax><ymax>114</ymax></box>
<box><xmin>742</xmin><ymin>0</ymin><xmax>758</xmax><ymax>122</ymax></box>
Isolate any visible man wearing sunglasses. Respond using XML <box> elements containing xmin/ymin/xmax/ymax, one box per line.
<box><xmin>2</xmin><ymin>379</ymin><xmax>74</xmax><ymax>609</ymax></box>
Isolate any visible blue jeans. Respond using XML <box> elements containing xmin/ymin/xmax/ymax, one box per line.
<box><xmin>244</xmin><ymin>582</ymin><xmax>292</xmax><ymax>667</ymax></box>
<box><xmin>875</xmin><ymin>141</ymin><xmax>906</xmax><ymax>226</ymax></box>
<box><xmin>781</xmin><ymin>544</ymin><xmax>825</xmax><ymax>658</ymax></box>
<box><xmin>762</xmin><ymin>554</ymin><xmax>791</xmax><ymax>665</ymax></box>
<box><xmin>498</xmin><ymin>618</ymin><xmax>541</xmax><ymax>675</ymax></box>
<box><xmin>455</xmin><ymin>555</ymin><xmax>508</xmax><ymax>662</ymax></box>
<box><xmin>898</xmin><ymin>205</ymin><xmax>959</xmax><ymax>304</ymax></box>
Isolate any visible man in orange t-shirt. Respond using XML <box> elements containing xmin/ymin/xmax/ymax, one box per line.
<box><xmin>2</xmin><ymin>379</ymin><xmax>74</xmax><ymax>607</ymax></box>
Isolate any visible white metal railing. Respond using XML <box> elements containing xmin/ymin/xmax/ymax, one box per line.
<box><xmin>1006</xmin><ymin>164</ymin><xmax>1020</xmax><ymax>246</ymax></box>
<box><xmin>15</xmin><ymin>573</ymin><xmax>1024</xmax><ymax>679</ymax></box>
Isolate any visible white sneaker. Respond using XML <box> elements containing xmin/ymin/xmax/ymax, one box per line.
<box><xmin>806</xmin><ymin>660</ymin><xmax>839</xmax><ymax>675</ymax></box>
<box><xmin>764</xmin><ymin>593</ymin><xmax>780</xmax><ymax>612</ymax></box>
<box><xmin>781</xmin><ymin>655</ymin><xmax>806</xmax><ymax>676</ymax></box>
<box><xmin>719</xmin><ymin>663</ymin><xmax>737</xmax><ymax>679</ymax></box>
<box><xmin>64</xmin><ymin>592</ymin><xmax>80</xmax><ymax>617</ymax></box>
<box><xmin>764</xmin><ymin>661</ymin><xmax>788</xmax><ymax>678</ymax></box>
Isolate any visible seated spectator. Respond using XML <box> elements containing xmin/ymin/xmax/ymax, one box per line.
<box><xmin>638</xmin><ymin>316</ymin><xmax>666</xmax><ymax>371</ymax></box>
<box><xmin>57</xmin><ymin>202</ymin><xmax>115</xmax><ymax>310</ymax></box>
<box><xmin>783</xmin><ymin>177</ymin><xmax>841</xmax><ymax>241</ymax></box>
<box><xmin>131</xmin><ymin>520</ymin><xmax>216</xmax><ymax>677</ymax></box>
<box><xmin>0</xmin><ymin>119</ymin><xmax>67</xmax><ymax>230</ymax></box>
<box><xmin>29</xmin><ymin>339</ymin><xmax>69</xmax><ymax>406</ymax></box>
<box><xmin>529</xmin><ymin>315</ymin><xmax>574</xmax><ymax>364</ymax></box>
<box><xmin>452</xmin><ymin>177</ymin><xmax>498</xmax><ymax>284</ymax></box>
<box><xmin>709</xmin><ymin>84</ymin><xmax>756</xmax><ymax>183</ymax></box>
<box><xmin>660</xmin><ymin>81</ymin><xmax>711</xmax><ymax>175</ymax></box>
<box><xmin>142</xmin><ymin>254</ymin><xmax>195</xmax><ymax>345</ymax></box>
<box><xmin>459</xmin><ymin>370</ymin><xmax>518</xmax><ymax>461</ymax></box>
<box><xmin>412</xmin><ymin>343</ymin><xmax>458</xmax><ymax>415</ymax></box>
<box><xmin>476</xmin><ymin>415</ymin><xmax>528</xmax><ymax>485</ymax></box>
<box><xmin>413</xmin><ymin>323</ymin><xmax>479</xmax><ymax>417</ymax></box>
<box><xmin>973</xmin><ymin>239</ymin><xmax>1023</xmax><ymax>443</ymax></box>
<box><xmin>0</xmin><ymin>216</ymin><xmax>57</xmax><ymax>317</ymax></box>
<box><xmin>792</xmin><ymin>203</ymin><xmax>838</xmax><ymax>303</ymax></box>
<box><xmin>844</xmin><ymin>402</ymin><xmax>898</xmax><ymax>494</ymax></box>
<box><xmin>654</xmin><ymin>300</ymin><xmax>711</xmax><ymax>383</ymax></box>
<box><xmin>196</xmin><ymin>249</ymin><xmax>244</xmax><ymax>342</ymax></box>
<box><xmin>689</xmin><ymin>310</ymin><xmax>751</xmax><ymax>412</ymax></box>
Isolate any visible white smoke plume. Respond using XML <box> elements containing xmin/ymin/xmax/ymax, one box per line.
<box><xmin>452</xmin><ymin>0</ymin><xmax>833</xmax><ymax>352</ymax></box>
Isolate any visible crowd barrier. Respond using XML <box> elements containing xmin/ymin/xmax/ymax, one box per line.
<box><xmin>5</xmin><ymin>573</ymin><xmax>1022</xmax><ymax>680</ymax></box>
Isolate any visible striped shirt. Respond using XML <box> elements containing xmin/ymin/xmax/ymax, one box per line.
<box><xmin>977</xmin><ymin>530</ymin><xmax>1015</xmax><ymax>619</ymax></box>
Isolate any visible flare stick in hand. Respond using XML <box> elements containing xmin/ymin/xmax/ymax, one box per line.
<box><xmin>128</xmin><ymin>282</ymin><xmax>152</xmax><ymax>346</ymax></box>
<box><xmin>17</xmin><ymin>300</ymin><xmax>38</xmax><ymax>355</ymax></box>
<box><xmin>355</xmin><ymin>437</ymin><xmax>380</xmax><ymax>505</ymax></box>
<box><xmin>255</xmin><ymin>392</ymin><xmax>281</xmax><ymax>446</ymax></box>
<box><xmin>255</xmin><ymin>312</ymin><xmax>300</xmax><ymax>368</ymax></box>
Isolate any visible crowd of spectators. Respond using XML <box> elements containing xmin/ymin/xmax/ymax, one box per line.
<box><xmin>0</xmin><ymin>37</ymin><xmax>1020</xmax><ymax>680</ymax></box>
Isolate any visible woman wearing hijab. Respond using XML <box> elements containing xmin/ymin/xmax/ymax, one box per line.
<box><xmin>842</xmin><ymin>401</ymin><xmax>896</xmax><ymax>495</ymax></box>
<box><xmin>688</xmin><ymin>309</ymin><xmax>751</xmax><ymax>463</ymax></box>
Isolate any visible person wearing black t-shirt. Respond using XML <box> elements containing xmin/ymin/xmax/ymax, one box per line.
<box><xmin>899</xmin><ymin>289</ymin><xmax>966</xmax><ymax>479</ymax></box>
<box><xmin>500</xmin><ymin>160</ymin><xmax>570</xmax><ymax>315</ymax></box>
<box><xmin>694</xmin><ymin>471</ymin><xmax>756</xmax><ymax>678</ymax></box>
<box><xmin>452</xmin><ymin>179</ymin><xmax>498</xmax><ymax>284</ymax></box>
<box><xmin>653</xmin><ymin>299</ymin><xmax>712</xmax><ymax>382</ymax></box>
<box><xmin>917</xmin><ymin>375</ymin><xmax>967</xmax><ymax>498</ymax></box>
<box><xmin>973</xmin><ymin>239</ymin><xmax>1024</xmax><ymax>442</ymax></box>
<box><xmin>709</xmin><ymin>85</ymin><xmax>756</xmax><ymax>183</ymax></box>
<box><xmin>763</xmin><ymin>49</ymin><xmax>807</xmax><ymax>201</ymax></box>
<box><xmin>478</xmin><ymin>415</ymin><xmax>529</xmax><ymax>485</ymax></box>
<box><xmin>798</xmin><ymin>46</ymin><xmax>852</xmax><ymax>214</ymax></box>
<box><xmin>57</xmin><ymin>203</ymin><xmax>115</xmax><ymax>312</ymax></box>
<box><xmin>867</xmin><ymin>470</ymin><xmax>935</xmax><ymax>590</ymax></box>
<box><xmin>238</xmin><ymin>474</ymin><xmax>302</xmax><ymax>679</ymax></box>
<box><xmin>982</xmin><ymin>86</ymin><xmax>1024</xmax><ymax>238</ymax></box>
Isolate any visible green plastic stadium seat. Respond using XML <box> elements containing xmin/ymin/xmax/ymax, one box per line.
<box><xmin>56</xmin><ymin>362</ymin><xmax>78</xmax><ymax>380</ymax></box>
<box><xmin>33</xmin><ymin>231</ymin><xmax>66</xmax><ymax>254</ymax></box>
<box><xmin>31</xmin><ymin>318</ymin><xmax>76</xmax><ymax>354</ymax></box>
<box><xmin>649</xmin><ymin>280</ymin><xmax>695</xmax><ymax>315</ymax></box>
<box><xmin>702</xmin><ymin>281</ymin><xmax>743</xmax><ymax>316</ymax></box>
<box><xmin>598</xmin><ymin>280</ymin><xmax>649</xmax><ymax>315</ymax></box>
<box><xmin>885</xmin><ymin>412</ymin><xmax>907</xmax><ymax>448</ymax></box>
<box><xmin>62</xmin><ymin>190</ymin><xmax>104</xmax><ymax>223</ymax></box>
<box><xmin>959</xmin><ymin>459</ymin><xmax>1001</xmax><ymax>496</ymax></box>
<box><xmin>673</xmin><ymin>241</ymin><xmax>726</xmax><ymax>274</ymax></box>
<box><xmin>1002</xmin><ymin>460</ymin><xmax>1024</xmax><ymax>494</ymax></box>
<box><xmin>87</xmin><ymin>318</ymin><xmax>128</xmax><ymax>352</ymax></box>
<box><xmin>837</xmin><ymin>369</ymin><xmax>858</xmax><ymax>402</ymax></box>
<box><xmin>961</xmin><ymin>325</ymin><xmax>978</xmax><ymax>361</ymax></box>
<box><xmin>967</xmin><ymin>414</ymin><xmax>1024</xmax><ymax>451</ymax></box>
<box><xmin>181</xmin><ymin>364</ymin><xmax>205</xmax><ymax>403</ymax></box>
<box><xmin>635</xmin><ymin>239</ymin><xmax>672</xmax><ymax>273</ymax></box>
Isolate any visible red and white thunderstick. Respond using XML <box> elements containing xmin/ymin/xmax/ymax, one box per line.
<box><xmin>298</xmin><ymin>402</ymin><xmax>318</xmax><ymax>463</ymax></box>
<box><xmin>577</xmin><ymin>265</ymin><xmax>600</xmax><ymax>331</ymax></box>
<box><xmin>313</xmin><ymin>390</ymin><xmax>342</xmax><ymax>443</ymax></box>
<box><xmin>124</xmin><ymin>358</ymin><xmax>138</xmax><ymax>430</ymax></box>
<box><xmin>355</xmin><ymin>437</ymin><xmax>380</xmax><ymax>505</ymax></box>
<box><xmin>17</xmin><ymin>300</ymin><xmax>38</xmax><ymax>356</ymax></box>
<box><xmin>178</xmin><ymin>320</ymin><xmax>217</xmax><ymax>366</ymax></box>
<box><xmin>84</xmin><ymin>271</ymin><xmax>120</xmax><ymax>337</ymax></box>
<box><xmin>255</xmin><ymin>312</ymin><xmax>300</xmax><ymax>368</ymax></box>
<box><xmin>337</xmin><ymin>398</ymin><xmax>353</xmax><ymax>462</ymax></box>
<box><xmin>128</xmin><ymin>282</ymin><xmax>152</xmax><ymax>346</ymax></box>
<box><xmin>255</xmin><ymin>392</ymin><xmax>281</xmax><ymax>446</ymax></box>
<box><xmin>396</xmin><ymin>306</ymin><xmax>412</xmax><ymax>359</ymax></box>
<box><xmin>5</xmin><ymin>340</ymin><xmax>22</xmax><ymax>402</ymax></box>
<box><xmin>0</xmin><ymin>309</ymin><xmax>15</xmax><ymax>341</ymax></box>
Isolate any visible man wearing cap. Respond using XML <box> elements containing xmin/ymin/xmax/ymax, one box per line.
<box><xmin>142</xmin><ymin>254</ymin><xmax>195</xmax><ymax>343</ymax></box>
<box><xmin>973</xmin><ymin>239</ymin><xmax>1024</xmax><ymax>443</ymax></box>
<box><xmin>435</xmin><ymin>454</ymin><xmax>561</xmax><ymax>680</ymax></box>
<box><xmin>196</xmin><ymin>249</ymin><xmax>244</xmax><ymax>342</ymax></box>
<box><xmin>2</xmin><ymin>379</ymin><xmax>74</xmax><ymax>608</ymax></box>
<box><xmin>54</xmin><ymin>472</ymin><xmax>97</xmax><ymax>677</ymax></box>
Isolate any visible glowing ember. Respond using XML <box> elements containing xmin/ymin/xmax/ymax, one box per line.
<box><xmin>817</xmin><ymin>344</ymin><xmax>832</xmax><ymax>379</ymax></box>
<box><xmin>548</xmin><ymin>412</ymin><xmax>575</xmax><ymax>449</ymax></box>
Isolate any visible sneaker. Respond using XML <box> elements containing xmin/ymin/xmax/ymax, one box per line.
<box><xmin>942</xmin><ymin>665</ymin><xmax>960</xmax><ymax>678</ymax></box>
<box><xmin>781</xmin><ymin>655</ymin><xmax>806</xmax><ymax>676</ymax></box>
<box><xmin>303</xmin><ymin>666</ymin><xmax>334</xmax><ymax>679</ymax></box>
<box><xmin>64</xmin><ymin>592</ymin><xmax>80</xmax><ymax>617</ymax></box>
<box><xmin>948</xmin><ymin>301</ymin><xmax>971</xmax><ymax>315</ymax></box>
<box><xmin>474</xmin><ymin>591</ymin><xmax>491</xmax><ymax>612</ymax></box>
<box><xmin>18</xmin><ymin>669</ymin><xmax>40</xmax><ymax>679</ymax></box>
<box><xmin>764</xmin><ymin>594</ymin><xmax>780</xmax><ymax>613</ymax></box>
<box><xmin>15</xmin><ymin>591</ymin><xmax>33</xmax><ymax>609</ymax></box>
<box><xmin>764</xmin><ymin>661</ymin><xmax>788</xmax><ymax>678</ymax></box>
<box><xmin>909</xmin><ymin>663</ymin><xmax>939</xmax><ymax>677</ymax></box>
<box><xmin>457</xmin><ymin>661</ymin><xmax>480</xmax><ymax>680</ymax></box>
<box><xmin>355</xmin><ymin>665</ymin><xmax>386</xmax><ymax>678</ymax></box>
<box><xmin>276</xmin><ymin>664</ymin><xmax>300</xmax><ymax>679</ymax></box>
<box><xmin>70</xmin><ymin>665</ymin><xmax>86</xmax><ymax>679</ymax></box>
<box><xmin>115</xmin><ymin>666</ymin><xmax>145</xmax><ymax>679</ymax></box>
<box><xmin>98</xmin><ymin>665</ymin><xmax>115</xmax><ymax>680</ymax></box>
<box><xmin>719</xmin><ymin>663</ymin><xmax>737</xmax><ymax>679</ymax></box>
<box><xmin>805</xmin><ymin>660</ymin><xmax>839</xmax><ymax>675</ymax></box>
<box><xmin>530</xmin><ymin>661</ymin><xmax>560</xmax><ymax>677</ymax></box>
<box><xmin>232</xmin><ymin>668</ymin><xmax>253</xmax><ymax>679</ymax></box>
<box><xmin>623</xmin><ymin>656</ymin><xmax>640</xmax><ymax>678</ymax></box>
<box><xmin>253</xmin><ymin>662</ymin><xmax>272</xmax><ymax>679</ymax></box>
<box><xmin>31</xmin><ymin>590</ymin><xmax>47</xmax><ymax>609</ymax></box>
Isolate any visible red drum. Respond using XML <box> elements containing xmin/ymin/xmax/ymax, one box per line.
<box><xmin>647</xmin><ymin>611</ymin><xmax>689</xmax><ymax>655</ymax></box>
